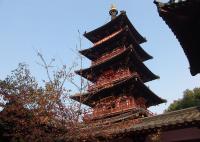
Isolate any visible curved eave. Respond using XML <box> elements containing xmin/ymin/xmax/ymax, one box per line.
<box><xmin>70</xmin><ymin>76</ymin><xmax>166</xmax><ymax>107</ymax></box>
<box><xmin>75</xmin><ymin>47</ymin><xmax>158</xmax><ymax>83</ymax></box>
<box><xmin>80</xmin><ymin>27</ymin><xmax>152</xmax><ymax>62</ymax></box>
<box><xmin>84</xmin><ymin>12</ymin><xmax>146</xmax><ymax>44</ymax></box>
<box><xmin>131</xmin><ymin>52</ymin><xmax>159</xmax><ymax>83</ymax></box>
<box><xmin>155</xmin><ymin>0</ymin><xmax>200</xmax><ymax>76</ymax></box>
<box><xmin>80</xmin><ymin>28</ymin><xmax>125</xmax><ymax>61</ymax></box>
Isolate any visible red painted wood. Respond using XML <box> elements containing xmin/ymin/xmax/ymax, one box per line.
<box><xmin>83</xmin><ymin>95</ymin><xmax>154</xmax><ymax>121</ymax></box>
<box><xmin>88</xmin><ymin>69</ymin><xmax>138</xmax><ymax>91</ymax></box>
<box><xmin>91</xmin><ymin>47</ymin><xmax>126</xmax><ymax>66</ymax></box>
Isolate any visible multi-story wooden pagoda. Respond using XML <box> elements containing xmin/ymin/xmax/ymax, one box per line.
<box><xmin>154</xmin><ymin>0</ymin><xmax>200</xmax><ymax>76</ymax></box>
<box><xmin>71</xmin><ymin>5</ymin><xmax>166</xmax><ymax>123</ymax></box>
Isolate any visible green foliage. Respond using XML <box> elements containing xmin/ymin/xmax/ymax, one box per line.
<box><xmin>166</xmin><ymin>87</ymin><xmax>200</xmax><ymax>112</ymax></box>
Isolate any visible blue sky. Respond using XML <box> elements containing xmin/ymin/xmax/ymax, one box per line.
<box><xmin>0</xmin><ymin>0</ymin><xmax>199</xmax><ymax>113</ymax></box>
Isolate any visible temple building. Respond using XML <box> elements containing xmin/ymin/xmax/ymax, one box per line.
<box><xmin>154</xmin><ymin>0</ymin><xmax>200</xmax><ymax>76</ymax></box>
<box><xmin>71</xmin><ymin>5</ymin><xmax>200</xmax><ymax>142</ymax></box>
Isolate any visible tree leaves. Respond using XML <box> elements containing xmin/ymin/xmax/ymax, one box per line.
<box><xmin>0</xmin><ymin>63</ymin><xmax>84</xmax><ymax>141</ymax></box>
<box><xmin>166</xmin><ymin>87</ymin><xmax>200</xmax><ymax>112</ymax></box>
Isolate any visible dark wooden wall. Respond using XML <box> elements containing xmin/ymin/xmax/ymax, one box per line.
<box><xmin>160</xmin><ymin>127</ymin><xmax>200</xmax><ymax>142</ymax></box>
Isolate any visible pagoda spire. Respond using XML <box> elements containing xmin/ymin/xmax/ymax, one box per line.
<box><xmin>109</xmin><ymin>4</ymin><xmax>118</xmax><ymax>20</ymax></box>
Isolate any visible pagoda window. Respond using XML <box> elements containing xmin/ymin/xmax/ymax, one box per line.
<box><xmin>126</xmin><ymin>99</ymin><xmax>130</xmax><ymax>106</ymax></box>
<box><xmin>102</xmin><ymin>106</ymin><xmax>106</xmax><ymax>111</ymax></box>
<box><xmin>111</xmin><ymin>102</ymin><xmax>116</xmax><ymax>109</ymax></box>
<box><xmin>120</xmin><ymin>100</ymin><xmax>127</xmax><ymax>108</ymax></box>
<box><xmin>136</xmin><ymin>97</ymin><xmax>147</xmax><ymax>109</ymax></box>
<box><xmin>87</xmin><ymin>68</ymin><xmax>132</xmax><ymax>91</ymax></box>
<box><xmin>116</xmin><ymin>101</ymin><xmax>120</xmax><ymax>108</ymax></box>
<box><xmin>131</xmin><ymin>97</ymin><xmax>137</xmax><ymax>108</ymax></box>
<box><xmin>119</xmin><ymin>96</ymin><xmax>127</xmax><ymax>107</ymax></box>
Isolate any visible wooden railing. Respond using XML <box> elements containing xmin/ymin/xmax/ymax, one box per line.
<box><xmin>88</xmin><ymin>71</ymin><xmax>138</xmax><ymax>92</ymax></box>
<box><xmin>83</xmin><ymin>106</ymin><xmax>155</xmax><ymax>122</ymax></box>
<box><xmin>91</xmin><ymin>47</ymin><xmax>126</xmax><ymax>66</ymax></box>
<box><xmin>94</xmin><ymin>105</ymin><xmax>134</xmax><ymax>118</ymax></box>
<box><xmin>83</xmin><ymin>105</ymin><xmax>135</xmax><ymax>121</ymax></box>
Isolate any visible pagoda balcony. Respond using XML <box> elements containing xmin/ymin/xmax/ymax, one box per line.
<box><xmin>91</xmin><ymin>47</ymin><xmax>126</xmax><ymax>66</ymax></box>
<box><xmin>83</xmin><ymin>105</ymin><xmax>154</xmax><ymax>122</ymax></box>
<box><xmin>88</xmin><ymin>70</ymin><xmax>138</xmax><ymax>92</ymax></box>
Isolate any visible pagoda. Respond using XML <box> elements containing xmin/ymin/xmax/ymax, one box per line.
<box><xmin>71</xmin><ymin>5</ymin><xmax>166</xmax><ymax>123</ymax></box>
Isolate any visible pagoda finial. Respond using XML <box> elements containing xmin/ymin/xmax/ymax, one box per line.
<box><xmin>109</xmin><ymin>4</ymin><xmax>118</xmax><ymax>20</ymax></box>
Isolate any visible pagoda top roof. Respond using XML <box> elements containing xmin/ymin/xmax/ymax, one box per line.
<box><xmin>84</xmin><ymin>11</ymin><xmax>146</xmax><ymax>44</ymax></box>
<box><xmin>154</xmin><ymin>0</ymin><xmax>200</xmax><ymax>76</ymax></box>
<box><xmin>70</xmin><ymin>75</ymin><xmax>166</xmax><ymax>107</ymax></box>
<box><xmin>80</xmin><ymin>27</ymin><xmax>152</xmax><ymax>62</ymax></box>
<box><xmin>76</xmin><ymin>47</ymin><xmax>159</xmax><ymax>83</ymax></box>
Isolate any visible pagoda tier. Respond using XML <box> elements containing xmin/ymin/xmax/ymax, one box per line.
<box><xmin>154</xmin><ymin>0</ymin><xmax>200</xmax><ymax>76</ymax></box>
<box><xmin>72</xmin><ymin>75</ymin><xmax>165</xmax><ymax>120</ymax></box>
<box><xmin>84</xmin><ymin>11</ymin><xmax>146</xmax><ymax>44</ymax></box>
<box><xmin>75</xmin><ymin>46</ymin><xmax>159</xmax><ymax>83</ymax></box>
<box><xmin>80</xmin><ymin>27</ymin><xmax>152</xmax><ymax>62</ymax></box>
<box><xmin>71</xmin><ymin>75</ymin><xmax>166</xmax><ymax>108</ymax></box>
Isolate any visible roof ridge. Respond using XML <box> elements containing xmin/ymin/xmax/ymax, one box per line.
<box><xmin>141</xmin><ymin>106</ymin><xmax>200</xmax><ymax>121</ymax></box>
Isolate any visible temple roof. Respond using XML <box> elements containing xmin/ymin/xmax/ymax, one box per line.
<box><xmin>76</xmin><ymin>107</ymin><xmax>200</xmax><ymax>141</ymax></box>
<box><xmin>84</xmin><ymin>11</ymin><xmax>146</xmax><ymax>44</ymax></box>
<box><xmin>80</xmin><ymin>27</ymin><xmax>152</xmax><ymax>62</ymax></box>
<box><xmin>154</xmin><ymin>0</ymin><xmax>200</xmax><ymax>76</ymax></box>
<box><xmin>75</xmin><ymin>47</ymin><xmax>159</xmax><ymax>83</ymax></box>
<box><xmin>92</xmin><ymin>106</ymin><xmax>200</xmax><ymax>139</ymax></box>
<box><xmin>70</xmin><ymin>75</ymin><xmax>166</xmax><ymax>107</ymax></box>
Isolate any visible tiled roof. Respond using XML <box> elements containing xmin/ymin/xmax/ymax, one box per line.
<box><xmin>84</xmin><ymin>12</ymin><xmax>146</xmax><ymax>44</ymax></box>
<box><xmin>98</xmin><ymin>106</ymin><xmax>200</xmax><ymax>136</ymax></box>
<box><xmin>70</xmin><ymin>76</ymin><xmax>166</xmax><ymax>107</ymax></box>
<box><xmin>80</xmin><ymin>27</ymin><xmax>152</xmax><ymax>62</ymax></box>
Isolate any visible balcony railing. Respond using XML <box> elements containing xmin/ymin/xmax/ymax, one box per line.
<box><xmin>88</xmin><ymin>71</ymin><xmax>138</xmax><ymax>92</ymax></box>
<box><xmin>91</xmin><ymin>47</ymin><xmax>126</xmax><ymax>66</ymax></box>
<box><xmin>83</xmin><ymin>106</ymin><xmax>154</xmax><ymax>122</ymax></box>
